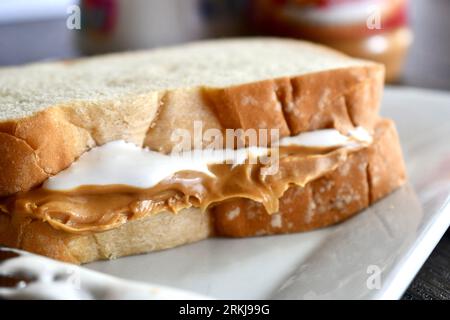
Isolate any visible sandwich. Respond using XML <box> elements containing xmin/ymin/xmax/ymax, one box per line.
<box><xmin>0</xmin><ymin>38</ymin><xmax>406</xmax><ymax>264</ymax></box>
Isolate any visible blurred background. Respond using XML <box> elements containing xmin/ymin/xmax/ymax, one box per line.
<box><xmin>0</xmin><ymin>0</ymin><xmax>449</xmax><ymax>299</ymax></box>
<box><xmin>0</xmin><ymin>0</ymin><xmax>449</xmax><ymax>89</ymax></box>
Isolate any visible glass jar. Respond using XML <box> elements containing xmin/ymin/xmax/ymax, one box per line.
<box><xmin>251</xmin><ymin>0</ymin><xmax>413</xmax><ymax>82</ymax></box>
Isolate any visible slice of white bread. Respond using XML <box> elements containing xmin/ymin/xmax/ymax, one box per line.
<box><xmin>0</xmin><ymin>38</ymin><xmax>384</xmax><ymax>196</ymax></box>
<box><xmin>0</xmin><ymin>119</ymin><xmax>406</xmax><ymax>264</ymax></box>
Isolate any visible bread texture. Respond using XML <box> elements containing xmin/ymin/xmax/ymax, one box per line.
<box><xmin>213</xmin><ymin>119</ymin><xmax>406</xmax><ymax>236</ymax></box>
<box><xmin>0</xmin><ymin>38</ymin><xmax>398</xmax><ymax>264</ymax></box>
<box><xmin>0</xmin><ymin>208</ymin><xmax>211</xmax><ymax>264</ymax></box>
<box><xmin>0</xmin><ymin>119</ymin><xmax>405</xmax><ymax>264</ymax></box>
<box><xmin>0</xmin><ymin>38</ymin><xmax>384</xmax><ymax>196</ymax></box>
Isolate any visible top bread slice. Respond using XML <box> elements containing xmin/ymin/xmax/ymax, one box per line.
<box><xmin>0</xmin><ymin>38</ymin><xmax>384</xmax><ymax>196</ymax></box>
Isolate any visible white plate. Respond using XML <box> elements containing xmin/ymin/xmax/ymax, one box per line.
<box><xmin>85</xmin><ymin>87</ymin><xmax>450</xmax><ymax>300</ymax></box>
<box><xmin>62</xmin><ymin>87</ymin><xmax>450</xmax><ymax>299</ymax></box>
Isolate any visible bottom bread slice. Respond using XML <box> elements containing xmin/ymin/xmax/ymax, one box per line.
<box><xmin>0</xmin><ymin>119</ymin><xmax>406</xmax><ymax>264</ymax></box>
<box><xmin>213</xmin><ymin>119</ymin><xmax>406</xmax><ymax>236</ymax></box>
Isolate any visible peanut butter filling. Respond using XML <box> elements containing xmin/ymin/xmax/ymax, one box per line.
<box><xmin>0</xmin><ymin>145</ymin><xmax>364</xmax><ymax>235</ymax></box>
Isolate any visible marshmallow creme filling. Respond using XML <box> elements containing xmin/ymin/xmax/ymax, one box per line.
<box><xmin>0</xmin><ymin>128</ymin><xmax>372</xmax><ymax>234</ymax></box>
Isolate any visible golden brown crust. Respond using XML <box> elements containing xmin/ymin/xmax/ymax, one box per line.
<box><xmin>0</xmin><ymin>132</ymin><xmax>48</xmax><ymax>195</ymax></box>
<box><xmin>213</xmin><ymin>151</ymin><xmax>369</xmax><ymax>236</ymax></box>
<box><xmin>367</xmin><ymin>119</ymin><xmax>407</xmax><ymax>202</ymax></box>
<box><xmin>0</xmin><ymin>108</ymin><xmax>94</xmax><ymax>195</ymax></box>
<box><xmin>213</xmin><ymin>119</ymin><xmax>405</xmax><ymax>237</ymax></box>
<box><xmin>0</xmin><ymin>64</ymin><xmax>383</xmax><ymax>197</ymax></box>
<box><xmin>0</xmin><ymin>119</ymin><xmax>405</xmax><ymax>264</ymax></box>
<box><xmin>203</xmin><ymin>80</ymin><xmax>291</xmax><ymax>141</ymax></box>
<box><xmin>282</xmin><ymin>66</ymin><xmax>384</xmax><ymax>134</ymax></box>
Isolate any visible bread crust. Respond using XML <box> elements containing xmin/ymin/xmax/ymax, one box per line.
<box><xmin>0</xmin><ymin>119</ymin><xmax>405</xmax><ymax>264</ymax></box>
<box><xmin>0</xmin><ymin>65</ymin><xmax>383</xmax><ymax>197</ymax></box>
<box><xmin>213</xmin><ymin>119</ymin><xmax>405</xmax><ymax>236</ymax></box>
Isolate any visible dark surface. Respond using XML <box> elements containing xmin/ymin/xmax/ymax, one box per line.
<box><xmin>0</xmin><ymin>0</ymin><xmax>449</xmax><ymax>300</ymax></box>
<box><xmin>402</xmin><ymin>232</ymin><xmax>450</xmax><ymax>300</ymax></box>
